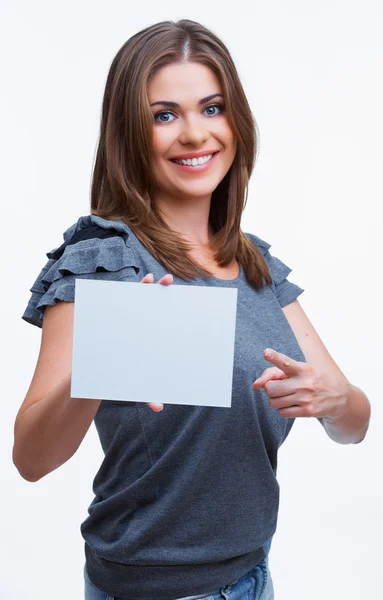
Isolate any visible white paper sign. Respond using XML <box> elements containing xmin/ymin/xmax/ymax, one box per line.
<box><xmin>71</xmin><ymin>278</ymin><xmax>238</xmax><ymax>407</ymax></box>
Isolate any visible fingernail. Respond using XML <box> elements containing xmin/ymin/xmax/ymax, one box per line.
<box><xmin>153</xmin><ymin>404</ymin><xmax>163</xmax><ymax>411</ymax></box>
<box><xmin>265</xmin><ymin>348</ymin><xmax>273</xmax><ymax>358</ymax></box>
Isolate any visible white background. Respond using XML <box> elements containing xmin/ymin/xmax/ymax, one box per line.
<box><xmin>2</xmin><ymin>1</ymin><xmax>382</xmax><ymax>598</ymax></box>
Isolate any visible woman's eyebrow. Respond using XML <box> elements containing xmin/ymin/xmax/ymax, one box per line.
<box><xmin>150</xmin><ymin>93</ymin><xmax>224</xmax><ymax>108</ymax></box>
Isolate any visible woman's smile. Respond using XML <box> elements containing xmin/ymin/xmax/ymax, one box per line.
<box><xmin>169</xmin><ymin>151</ymin><xmax>220</xmax><ymax>173</ymax></box>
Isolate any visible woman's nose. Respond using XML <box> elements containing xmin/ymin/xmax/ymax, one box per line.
<box><xmin>178</xmin><ymin>117</ymin><xmax>209</xmax><ymax>146</ymax></box>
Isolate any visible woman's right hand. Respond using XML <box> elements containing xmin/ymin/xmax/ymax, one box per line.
<box><xmin>140</xmin><ymin>272</ymin><xmax>174</xmax><ymax>412</ymax></box>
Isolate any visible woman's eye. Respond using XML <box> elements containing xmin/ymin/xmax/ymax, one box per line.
<box><xmin>204</xmin><ymin>103</ymin><xmax>224</xmax><ymax>116</ymax></box>
<box><xmin>153</xmin><ymin>103</ymin><xmax>224</xmax><ymax>123</ymax></box>
<box><xmin>154</xmin><ymin>111</ymin><xmax>176</xmax><ymax>123</ymax></box>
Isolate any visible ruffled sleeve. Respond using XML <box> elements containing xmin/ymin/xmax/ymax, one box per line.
<box><xmin>246</xmin><ymin>232</ymin><xmax>305</xmax><ymax>307</ymax></box>
<box><xmin>22</xmin><ymin>225</ymin><xmax>141</xmax><ymax>329</ymax></box>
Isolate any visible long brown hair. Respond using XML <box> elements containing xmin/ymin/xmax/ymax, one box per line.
<box><xmin>90</xmin><ymin>19</ymin><xmax>272</xmax><ymax>288</ymax></box>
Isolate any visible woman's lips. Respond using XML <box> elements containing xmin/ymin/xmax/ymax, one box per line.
<box><xmin>169</xmin><ymin>151</ymin><xmax>219</xmax><ymax>173</ymax></box>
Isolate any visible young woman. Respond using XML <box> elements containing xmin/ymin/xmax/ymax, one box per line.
<box><xmin>14</xmin><ymin>19</ymin><xmax>370</xmax><ymax>600</ymax></box>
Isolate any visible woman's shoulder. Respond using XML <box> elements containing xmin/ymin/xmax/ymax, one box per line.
<box><xmin>244</xmin><ymin>230</ymin><xmax>304</xmax><ymax>307</ymax></box>
<box><xmin>44</xmin><ymin>214</ymin><xmax>139</xmax><ymax>278</ymax></box>
<box><xmin>53</xmin><ymin>214</ymin><xmax>134</xmax><ymax>253</ymax></box>
<box><xmin>243</xmin><ymin>231</ymin><xmax>272</xmax><ymax>254</ymax></box>
<box><xmin>21</xmin><ymin>215</ymin><xmax>140</xmax><ymax>329</ymax></box>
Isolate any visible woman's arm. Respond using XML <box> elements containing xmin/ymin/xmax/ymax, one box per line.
<box><xmin>282</xmin><ymin>299</ymin><xmax>371</xmax><ymax>444</ymax></box>
<box><xmin>13</xmin><ymin>373</ymin><xmax>102</xmax><ymax>482</ymax></box>
<box><xmin>13</xmin><ymin>301</ymin><xmax>102</xmax><ymax>482</ymax></box>
<box><xmin>317</xmin><ymin>384</ymin><xmax>370</xmax><ymax>444</ymax></box>
<box><xmin>14</xmin><ymin>272</ymin><xmax>169</xmax><ymax>482</ymax></box>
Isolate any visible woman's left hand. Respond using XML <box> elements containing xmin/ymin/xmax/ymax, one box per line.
<box><xmin>252</xmin><ymin>348</ymin><xmax>349</xmax><ymax>420</ymax></box>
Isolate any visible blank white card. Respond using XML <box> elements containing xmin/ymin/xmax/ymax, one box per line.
<box><xmin>71</xmin><ymin>278</ymin><xmax>238</xmax><ymax>408</ymax></box>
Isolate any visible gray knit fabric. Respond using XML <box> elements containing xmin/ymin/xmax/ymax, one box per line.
<box><xmin>22</xmin><ymin>215</ymin><xmax>305</xmax><ymax>600</ymax></box>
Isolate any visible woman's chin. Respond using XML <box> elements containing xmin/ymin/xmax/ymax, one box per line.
<box><xmin>173</xmin><ymin>185</ymin><xmax>217</xmax><ymax>199</ymax></box>
<box><xmin>168</xmin><ymin>176</ymin><xmax>221</xmax><ymax>196</ymax></box>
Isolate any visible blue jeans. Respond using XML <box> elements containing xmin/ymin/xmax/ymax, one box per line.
<box><xmin>84</xmin><ymin>541</ymin><xmax>274</xmax><ymax>600</ymax></box>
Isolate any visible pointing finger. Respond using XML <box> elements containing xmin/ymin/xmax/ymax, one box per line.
<box><xmin>263</xmin><ymin>348</ymin><xmax>302</xmax><ymax>376</ymax></box>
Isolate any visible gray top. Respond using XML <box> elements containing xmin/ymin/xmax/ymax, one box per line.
<box><xmin>22</xmin><ymin>215</ymin><xmax>305</xmax><ymax>600</ymax></box>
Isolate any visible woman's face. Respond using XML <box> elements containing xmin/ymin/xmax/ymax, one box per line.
<box><xmin>147</xmin><ymin>61</ymin><xmax>237</xmax><ymax>202</ymax></box>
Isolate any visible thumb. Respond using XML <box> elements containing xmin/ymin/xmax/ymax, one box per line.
<box><xmin>253</xmin><ymin>367</ymin><xmax>287</xmax><ymax>389</ymax></box>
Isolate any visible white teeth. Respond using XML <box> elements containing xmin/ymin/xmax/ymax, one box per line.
<box><xmin>173</xmin><ymin>153</ymin><xmax>214</xmax><ymax>166</ymax></box>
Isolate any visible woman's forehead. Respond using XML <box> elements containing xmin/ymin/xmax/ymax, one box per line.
<box><xmin>148</xmin><ymin>63</ymin><xmax>222</xmax><ymax>101</ymax></box>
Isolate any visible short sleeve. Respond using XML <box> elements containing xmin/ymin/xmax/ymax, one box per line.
<box><xmin>22</xmin><ymin>232</ymin><xmax>141</xmax><ymax>329</ymax></box>
<box><xmin>246</xmin><ymin>233</ymin><xmax>305</xmax><ymax>307</ymax></box>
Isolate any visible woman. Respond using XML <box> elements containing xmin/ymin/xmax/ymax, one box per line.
<box><xmin>14</xmin><ymin>19</ymin><xmax>370</xmax><ymax>600</ymax></box>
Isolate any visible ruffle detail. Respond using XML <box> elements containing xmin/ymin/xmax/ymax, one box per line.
<box><xmin>40</xmin><ymin>240</ymin><xmax>139</xmax><ymax>291</ymax></box>
<box><xmin>22</xmin><ymin>216</ymin><xmax>141</xmax><ymax>329</ymax></box>
<box><xmin>246</xmin><ymin>232</ymin><xmax>304</xmax><ymax>306</ymax></box>
<box><xmin>22</xmin><ymin>282</ymin><xmax>79</xmax><ymax>328</ymax></box>
<box><xmin>245</xmin><ymin>233</ymin><xmax>271</xmax><ymax>255</ymax></box>
<box><xmin>62</xmin><ymin>214</ymin><xmax>132</xmax><ymax>246</ymax></box>
<box><xmin>265</xmin><ymin>254</ymin><xmax>293</xmax><ymax>287</ymax></box>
